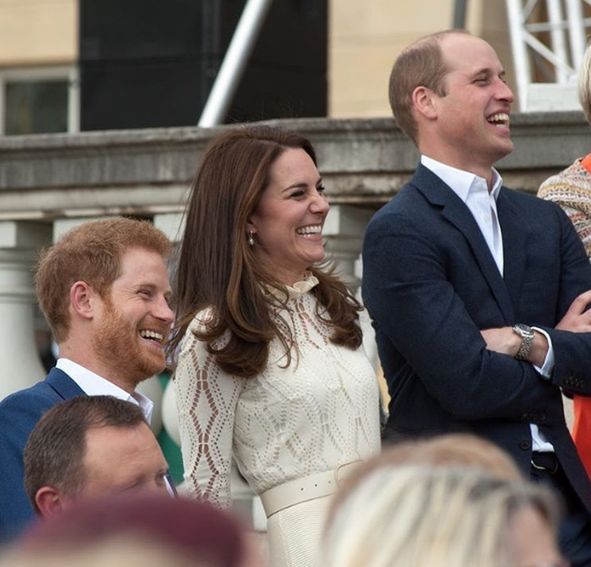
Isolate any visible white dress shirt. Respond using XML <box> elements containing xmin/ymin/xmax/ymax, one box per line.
<box><xmin>56</xmin><ymin>358</ymin><xmax>154</xmax><ymax>423</ymax></box>
<box><xmin>421</xmin><ymin>155</ymin><xmax>554</xmax><ymax>452</ymax></box>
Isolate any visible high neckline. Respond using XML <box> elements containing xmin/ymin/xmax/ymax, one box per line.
<box><xmin>285</xmin><ymin>273</ymin><xmax>319</xmax><ymax>297</ymax></box>
<box><xmin>265</xmin><ymin>273</ymin><xmax>319</xmax><ymax>301</ymax></box>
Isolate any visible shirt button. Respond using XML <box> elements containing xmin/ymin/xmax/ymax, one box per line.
<box><xmin>519</xmin><ymin>440</ymin><xmax>531</xmax><ymax>450</ymax></box>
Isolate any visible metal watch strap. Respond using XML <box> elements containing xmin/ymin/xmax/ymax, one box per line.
<box><xmin>513</xmin><ymin>324</ymin><xmax>534</xmax><ymax>361</ymax></box>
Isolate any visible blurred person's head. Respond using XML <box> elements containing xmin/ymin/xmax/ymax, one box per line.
<box><xmin>35</xmin><ymin>218</ymin><xmax>173</xmax><ymax>392</ymax></box>
<box><xmin>18</xmin><ymin>493</ymin><xmax>258</xmax><ymax>567</ymax></box>
<box><xmin>323</xmin><ymin>465</ymin><xmax>563</xmax><ymax>567</ymax></box>
<box><xmin>24</xmin><ymin>396</ymin><xmax>169</xmax><ymax>517</ymax></box>
<box><xmin>0</xmin><ymin>539</ymin><xmax>223</xmax><ymax>567</ymax></box>
<box><xmin>329</xmin><ymin>434</ymin><xmax>521</xmax><ymax>526</ymax></box>
<box><xmin>170</xmin><ymin>126</ymin><xmax>362</xmax><ymax>378</ymax></box>
<box><xmin>378</xmin><ymin>433</ymin><xmax>522</xmax><ymax>478</ymax></box>
<box><xmin>579</xmin><ymin>42</ymin><xmax>591</xmax><ymax>124</ymax></box>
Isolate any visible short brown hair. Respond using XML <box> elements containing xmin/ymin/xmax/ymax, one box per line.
<box><xmin>35</xmin><ymin>218</ymin><xmax>171</xmax><ymax>342</ymax></box>
<box><xmin>169</xmin><ymin>126</ymin><xmax>362</xmax><ymax>378</ymax></box>
<box><xmin>389</xmin><ymin>30</ymin><xmax>468</xmax><ymax>143</ymax></box>
<box><xmin>23</xmin><ymin>396</ymin><xmax>147</xmax><ymax>512</ymax></box>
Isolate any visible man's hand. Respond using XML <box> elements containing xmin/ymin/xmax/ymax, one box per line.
<box><xmin>556</xmin><ymin>290</ymin><xmax>591</xmax><ymax>332</ymax></box>
<box><xmin>480</xmin><ymin>327</ymin><xmax>549</xmax><ymax>367</ymax></box>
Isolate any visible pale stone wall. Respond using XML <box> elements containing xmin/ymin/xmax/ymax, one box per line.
<box><xmin>329</xmin><ymin>0</ymin><xmax>518</xmax><ymax>117</ymax></box>
<box><xmin>0</xmin><ymin>0</ymin><xmax>76</xmax><ymax>67</ymax></box>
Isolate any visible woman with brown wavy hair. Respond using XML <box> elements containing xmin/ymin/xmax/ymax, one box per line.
<box><xmin>169</xmin><ymin>126</ymin><xmax>380</xmax><ymax>567</ymax></box>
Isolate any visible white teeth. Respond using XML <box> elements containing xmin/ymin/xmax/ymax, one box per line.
<box><xmin>139</xmin><ymin>330</ymin><xmax>164</xmax><ymax>342</ymax></box>
<box><xmin>487</xmin><ymin>113</ymin><xmax>510</xmax><ymax>126</ymax></box>
<box><xmin>296</xmin><ymin>225</ymin><xmax>322</xmax><ymax>235</ymax></box>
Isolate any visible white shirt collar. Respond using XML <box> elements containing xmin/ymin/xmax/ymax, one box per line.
<box><xmin>56</xmin><ymin>358</ymin><xmax>154</xmax><ymax>423</ymax></box>
<box><xmin>421</xmin><ymin>155</ymin><xmax>503</xmax><ymax>201</ymax></box>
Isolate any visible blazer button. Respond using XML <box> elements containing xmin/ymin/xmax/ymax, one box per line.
<box><xmin>519</xmin><ymin>440</ymin><xmax>531</xmax><ymax>450</ymax></box>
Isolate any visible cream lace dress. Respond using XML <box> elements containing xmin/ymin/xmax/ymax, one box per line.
<box><xmin>174</xmin><ymin>276</ymin><xmax>381</xmax><ymax>567</ymax></box>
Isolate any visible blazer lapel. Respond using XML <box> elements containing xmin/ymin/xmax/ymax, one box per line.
<box><xmin>496</xmin><ymin>188</ymin><xmax>527</xmax><ymax>314</ymax></box>
<box><xmin>411</xmin><ymin>165</ymin><xmax>515</xmax><ymax>322</ymax></box>
<box><xmin>46</xmin><ymin>367</ymin><xmax>86</xmax><ymax>400</ymax></box>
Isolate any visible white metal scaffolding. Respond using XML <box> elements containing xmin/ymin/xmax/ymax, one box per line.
<box><xmin>505</xmin><ymin>0</ymin><xmax>591</xmax><ymax>110</ymax></box>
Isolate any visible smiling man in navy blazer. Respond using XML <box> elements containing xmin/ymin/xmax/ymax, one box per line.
<box><xmin>0</xmin><ymin>218</ymin><xmax>174</xmax><ymax>541</ymax></box>
<box><xmin>363</xmin><ymin>30</ymin><xmax>591</xmax><ymax>565</ymax></box>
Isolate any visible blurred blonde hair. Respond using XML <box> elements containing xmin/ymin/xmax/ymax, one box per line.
<box><xmin>328</xmin><ymin>434</ymin><xmax>521</xmax><ymax>527</ymax></box>
<box><xmin>579</xmin><ymin>42</ymin><xmax>591</xmax><ymax>124</ymax></box>
<box><xmin>322</xmin><ymin>466</ymin><xmax>559</xmax><ymax>567</ymax></box>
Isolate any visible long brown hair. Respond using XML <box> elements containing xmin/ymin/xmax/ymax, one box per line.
<box><xmin>169</xmin><ymin>126</ymin><xmax>362</xmax><ymax>378</ymax></box>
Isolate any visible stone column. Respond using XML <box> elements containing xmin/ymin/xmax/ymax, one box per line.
<box><xmin>323</xmin><ymin>204</ymin><xmax>373</xmax><ymax>294</ymax></box>
<box><xmin>324</xmin><ymin>205</ymin><xmax>381</xmax><ymax>372</ymax></box>
<box><xmin>0</xmin><ymin>221</ymin><xmax>52</xmax><ymax>400</ymax></box>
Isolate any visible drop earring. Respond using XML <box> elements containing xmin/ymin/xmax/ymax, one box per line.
<box><xmin>248</xmin><ymin>231</ymin><xmax>255</xmax><ymax>246</ymax></box>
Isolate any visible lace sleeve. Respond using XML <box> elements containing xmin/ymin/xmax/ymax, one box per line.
<box><xmin>174</xmin><ymin>326</ymin><xmax>244</xmax><ymax>508</ymax></box>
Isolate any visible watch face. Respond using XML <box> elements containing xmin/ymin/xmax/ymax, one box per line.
<box><xmin>514</xmin><ymin>323</ymin><xmax>533</xmax><ymax>337</ymax></box>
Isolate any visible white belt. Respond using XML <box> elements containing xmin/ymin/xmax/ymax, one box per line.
<box><xmin>260</xmin><ymin>461</ymin><xmax>360</xmax><ymax>518</ymax></box>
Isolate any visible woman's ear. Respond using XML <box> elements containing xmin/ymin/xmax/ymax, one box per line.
<box><xmin>246</xmin><ymin>220</ymin><xmax>257</xmax><ymax>235</ymax></box>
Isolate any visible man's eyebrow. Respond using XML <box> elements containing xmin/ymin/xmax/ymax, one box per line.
<box><xmin>469</xmin><ymin>68</ymin><xmax>507</xmax><ymax>81</ymax></box>
<box><xmin>136</xmin><ymin>283</ymin><xmax>172</xmax><ymax>295</ymax></box>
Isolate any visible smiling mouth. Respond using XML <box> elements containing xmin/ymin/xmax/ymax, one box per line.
<box><xmin>296</xmin><ymin>224</ymin><xmax>322</xmax><ymax>236</ymax></box>
<box><xmin>139</xmin><ymin>329</ymin><xmax>165</xmax><ymax>346</ymax></box>
<box><xmin>487</xmin><ymin>112</ymin><xmax>510</xmax><ymax>128</ymax></box>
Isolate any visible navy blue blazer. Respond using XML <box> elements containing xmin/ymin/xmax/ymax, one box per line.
<box><xmin>362</xmin><ymin>164</ymin><xmax>591</xmax><ymax>512</ymax></box>
<box><xmin>0</xmin><ymin>368</ymin><xmax>85</xmax><ymax>541</ymax></box>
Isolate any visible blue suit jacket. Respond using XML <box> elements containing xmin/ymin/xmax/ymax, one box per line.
<box><xmin>362</xmin><ymin>164</ymin><xmax>591</xmax><ymax>511</ymax></box>
<box><xmin>0</xmin><ymin>368</ymin><xmax>85</xmax><ymax>541</ymax></box>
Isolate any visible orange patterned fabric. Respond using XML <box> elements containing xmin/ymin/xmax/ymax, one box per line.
<box><xmin>539</xmin><ymin>156</ymin><xmax>591</xmax><ymax>479</ymax></box>
<box><xmin>573</xmin><ymin>396</ymin><xmax>591</xmax><ymax>478</ymax></box>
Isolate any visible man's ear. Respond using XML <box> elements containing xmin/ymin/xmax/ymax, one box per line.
<box><xmin>412</xmin><ymin>85</ymin><xmax>438</xmax><ymax>120</ymax></box>
<box><xmin>34</xmin><ymin>486</ymin><xmax>68</xmax><ymax>518</ymax></box>
<box><xmin>69</xmin><ymin>281</ymin><xmax>96</xmax><ymax>321</ymax></box>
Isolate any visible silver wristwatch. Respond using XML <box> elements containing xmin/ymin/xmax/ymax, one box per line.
<box><xmin>512</xmin><ymin>324</ymin><xmax>535</xmax><ymax>361</ymax></box>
